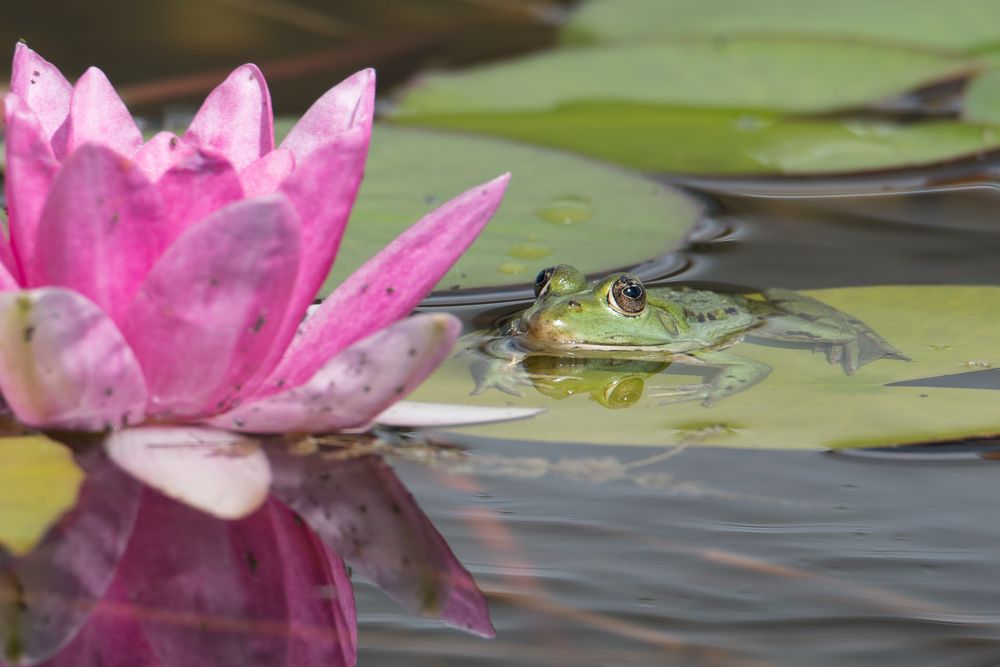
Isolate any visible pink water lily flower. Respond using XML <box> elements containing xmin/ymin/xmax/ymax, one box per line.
<box><xmin>0</xmin><ymin>44</ymin><xmax>510</xmax><ymax>518</ymax></box>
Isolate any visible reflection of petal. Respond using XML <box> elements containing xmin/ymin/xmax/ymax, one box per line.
<box><xmin>104</xmin><ymin>427</ymin><xmax>271</xmax><ymax>520</ymax></box>
<box><xmin>270</xmin><ymin>451</ymin><xmax>495</xmax><ymax>637</ymax></box>
<box><xmin>0</xmin><ymin>288</ymin><xmax>148</xmax><ymax>431</ymax></box>
<box><xmin>50</xmin><ymin>492</ymin><xmax>356</xmax><ymax>667</ymax></box>
<box><xmin>0</xmin><ymin>446</ymin><xmax>141</xmax><ymax>665</ymax></box>
<box><xmin>376</xmin><ymin>401</ymin><xmax>546</xmax><ymax>428</ymax></box>
<box><xmin>210</xmin><ymin>314</ymin><xmax>459</xmax><ymax>433</ymax></box>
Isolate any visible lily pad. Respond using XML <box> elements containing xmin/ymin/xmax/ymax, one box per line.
<box><xmin>393</xmin><ymin>40</ymin><xmax>976</xmax><ymax>116</ymax></box>
<box><xmin>563</xmin><ymin>0</ymin><xmax>1000</xmax><ymax>52</ymax></box>
<box><xmin>963</xmin><ymin>68</ymin><xmax>1000</xmax><ymax>124</ymax></box>
<box><xmin>393</xmin><ymin>104</ymin><xmax>1000</xmax><ymax>175</ymax></box>
<box><xmin>322</xmin><ymin>125</ymin><xmax>701</xmax><ymax>294</ymax></box>
<box><xmin>410</xmin><ymin>285</ymin><xmax>1000</xmax><ymax>449</ymax></box>
<box><xmin>0</xmin><ymin>436</ymin><xmax>83</xmax><ymax>555</ymax></box>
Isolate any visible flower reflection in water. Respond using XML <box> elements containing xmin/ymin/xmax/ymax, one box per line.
<box><xmin>2</xmin><ymin>441</ymin><xmax>488</xmax><ymax>667</ymax></box>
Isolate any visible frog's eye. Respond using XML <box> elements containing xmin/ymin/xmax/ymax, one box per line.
<box><xmin>534</xmin><ymin>267</ymin><xmax>556</xmax><ymax>297</ymax></box>
<box><xmin>608</xmin><ymin>275</ymin><xmax>646</xmax><ymax>316</ymax></box>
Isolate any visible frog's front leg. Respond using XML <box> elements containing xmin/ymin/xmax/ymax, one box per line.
<box><xmin>651</xmin><ymin>351</ymin><xmax>772</xmax><ymax>406</ymax></box>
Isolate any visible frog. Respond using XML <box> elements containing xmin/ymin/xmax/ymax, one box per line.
<box><xmin>472</xmin><ymin>264</ymin><xmax>909</xmax><ymax>406</ymax></box>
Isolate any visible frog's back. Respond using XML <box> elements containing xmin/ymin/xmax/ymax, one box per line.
<box><xmin>650</xmin><ymin>287</ymin><xmax>755</xmax><ymax>346</ymax></box>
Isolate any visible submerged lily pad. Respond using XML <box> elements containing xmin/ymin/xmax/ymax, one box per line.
<box><xmin>563</xmin><ymin>0</ymin><xmax>1000</xmax><ymax>52</ymax></box>
<box><xmin>0</xmin><ymin>436</ymin><xmax>83</xmax><ymax>554</ymax></box>
<box><xmin>322</xmin><ymin>125</ymin><xmax>701</xmax><ymax>294</ymax></box>
<box><xmin>411</xmin><ymin>285</ymin><xmax>1000</xmax><ymax>449</ymax></box>
<box><xmin>394</xmin><ymin>40</ymin><xmax>975</xmax><ymax>116</ymax></box>
<box><xmin>394</xmin><ymin>104</ymin><xmax>1000</xmax><ymax>175</ymax></box>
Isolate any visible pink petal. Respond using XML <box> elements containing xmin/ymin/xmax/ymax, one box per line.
<box><xmin>104</xmin><ymin>427</ymin><xmax>271</xmax><ymax>519</ymax></box>
<box><xmin>3</xmin><ymin>93</ymin><xmax>59</xmax><ymax>281</ymax></box>
<box><xmin>184</xmin><ymin>64</ymin><xmax>274</xmax><ymax>171</ymax></box>
<box><xmin>208</xmin><ymin>313</ymin><xmax>460</xmax><ymax>433</ymax></box>
<box><xmin>156</xmin><ymin>149</ymin><xmax>244</xmax><ymax>245</ymax></box>
<box><xmin>120</xmin><ymin>196</ymin><xmax>300</xmax><ymax>417</ymax></box>
<box><xmin>65</xmin><ymin>67</ymin><xmax>143</xmax><ymax>159</ymax></box>
<box><xmin>0</xmin><ymin>260</ymin><xmax>20</xmax><ymax>292</ymax></box>
<box><xmin>263</xmin><ymin>173</ymin><xmax>510</xmax><ymax>395</ymax></box>
<box><xmin>240</xmin><ymin>147</ymin><xmax>295</xmax><ymax>197</ymax></box>
<box><xmin>0</xmin><ymin>288</ymin><xmax>147</xmax><ymax>430</ymax></box>
<box><xmin>10</xmin><ymin>42</ymin><xmax>72</xmax><ymax>144</ymax></box>
<box><xmin>252</xmin><ymin>125</ymin><xmax>368</xmax><ymax>370</ymax></box>
<box><xmin>270</xmin><ymin>451</ymin><xmax>495</xmax><ymax>637</ymax></box>
<box><xmin>279</xmin><ymin>68</ymin><xmax>374</xmax><ymax>163</ymax></box>
<box><xmin>54</xmin><ymin>490</ymin><xmax>357</xmax><ymax>666</ymax></box>
<box><xmin>133</xmin><ymin>131</ymin><xmax>197</xmax><ymax>182</ymax></box>
<box><xmin>376</xmin><ymin>401</ymin><xmax>545</xmax><ymax>427</ymax></box>
<box><xmin>29</xmin><ymin>144</ymin><xmax>167</xmax><ymax>323</ymax></box>
<box><xmin>5</xmin><ymin>447</ymin><xmax>142</xmax><ymax>665</ymax></box>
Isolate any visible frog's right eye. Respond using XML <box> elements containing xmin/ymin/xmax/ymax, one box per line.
<box><xmin>534</xmin><ymin>267</ymin><xmax>556</xmax><ymax>297</ymax></box>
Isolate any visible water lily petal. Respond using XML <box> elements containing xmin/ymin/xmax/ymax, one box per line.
<box><xmin>0</xmin><ymin>288</ymin><xmax>147</xmax><ymax>431</ymax></box>
<box><xmin>0</xmin><ymin>446</ymin><xmax>141</xmax><ymax>665</ymax></box>
<box><xmin>156</xmin><ymin>149</ymin><xmax>245</xmax><ymax>245</ymax></box>
<box><xmin>0</xmin><ymin>261</ymin><xmax>19</xmax><ymax>293</ymax></box>
<box><xmin>376</xmin><ymin>401</ymin><xmax>546</xmax><ymax>427</ymax></box>
<box><xmin>3</xmin><ymin>94</ymin><xmax>59</xmax><ymax>281</ymax></box>
<box><xmin>134</xmin><ymin>131</ymin><xmax>198</xmax><ymax>182</ymax></box>
<box><xmin>10</xmin><ymin>42</ymin><xmax>72</xmax><ymax>144</ymax></box>
<box><xmin>209</xmin><ymin>314</ymin><xmax>460</xmax><ymax>433</ymax></box>
<box><xmin>103</xmin><ymin>427</ymin><xmax>271</xmax><ymax>520</ymax></box>
<box><xmin>270</xmin><ymin>451</ymin><xmax>495</xmax><ymax>637</ymax></box>
<box><xmin>66</xmin><ymin>67</ymin><xmax>144</xmax><ymax>159</ymax></box>
<box><xmin>184</xmin><ymin>64</ymin><xmax>274</xmax><ymax>171</ymax></box>
<box><xmin>263</xmin><ymin>126</ymin><xmax>369</xmax><ymax>351</ymax></box>
<box><xmin>280</xmin><ymin>68</ymin><xmax>374</xmax><ymax>163</ymax></box>
<box><xmin>29</xmin><ymin>143</ymin><xmax>167</xmax><ymax>323</ymax></box>
<box><xmin>121</xmin><ymin>196</ymin><xmax>299</xmax><ymax>417</ymax></box>
<box><xmin>50</xmin><ymin>491</ymin><xmax>356</xmax><ymax>667</ymax></box>
<box><xmin>264</xmin><ymin>174</ymin><xmax>509</xmax><ymax>394</ymax></box>
<box><xmin>240</xmin><ymin>147</ymin><xmax>295</xmax><ymax>197</ymax></box>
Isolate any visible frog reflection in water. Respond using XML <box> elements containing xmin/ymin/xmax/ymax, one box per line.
<box><xmin>473</xmin><ymin>265</ymin><xmax>909</xmax><ymax>406</ymax></box>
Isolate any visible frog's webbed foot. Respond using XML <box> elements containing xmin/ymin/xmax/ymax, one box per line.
<box><xmin>753</xmin><ymin>288</ymin><xmax>909</xmax><ymax>374</ymax></box>
<box><xmin>651</xmin><ymin>351</ymin><xmax>772</xmax><ymax>406</ymax></box>
<box><xmin>468</xmin><ymin>356</ymin><xmax>530</xmax><ymax>397</ymax></box>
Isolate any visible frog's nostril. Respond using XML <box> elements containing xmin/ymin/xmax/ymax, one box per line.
<box><xmin>567</xmin><ymin>300</ymin><xmax>582</xmax><ymax>311</ymax></box>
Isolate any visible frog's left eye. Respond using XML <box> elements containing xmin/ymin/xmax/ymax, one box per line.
<box><xmin>608</xmin><ymin>275</ymin><xmax>646</xmax><ymax>316</ymax></box>
<box><xmin>534</xmin><ymin>267</ymin><xmax>556</xmax><ymax>297</ymax></box>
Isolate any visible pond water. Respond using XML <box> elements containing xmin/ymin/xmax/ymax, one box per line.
<box><xmin>351</xmin><ymin>181</ymin><xmax>1000</xmax><ymax>666</ymax></box>
<box><xmin>7</xmin><ymin>2</ymin><xmax>1000</xmax><ymax>666</ymax></box>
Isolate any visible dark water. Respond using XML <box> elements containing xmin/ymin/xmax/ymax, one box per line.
<box><xmin>8</xmin><ymin>3</ymin><xmax>1000</xmax><ymax>665</ymax></box>
<box><xmin>360</xmin><ymin>182</ymin><xmax>1000</xmax><ymax>667</ymax></box>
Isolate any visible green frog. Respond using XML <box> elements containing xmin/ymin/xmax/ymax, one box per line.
<box><xmin>473</xmin><ymin>264</ymin><xmax>909</xmax><ymax>406</ymax></box>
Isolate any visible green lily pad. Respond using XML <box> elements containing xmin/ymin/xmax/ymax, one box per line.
<box><xmin>963</xmin><ymin>68</ymin><xmax>1000</xmax><ymax>124</ymax></box>
<box><xmin>0</xmin><ymin>436</ymin><xmax>83</xmax><ymax>554</ymax></box>
<box><xmin>411</xmin><ymin>285</ymin><xmax>1000</xmax><ymax>449</ymax></box>
<box><xmin>393</xmin><ymin>104</ymin><xmax>1000</xmax><ymax>175</ymax></box>
<box><xmin>394</xmin><ymin>40</ymin><xmax>976</xmax><ymax>116</ymax></box>
<box><xmin>320</xmin><ymin>125</ymin><xmax>701</xmax><ymax>294</ymax></box>
<box><xmin>563</xmin><ymin>0</ymin><xmax>1000</xmax><ymax>52</ymax></box>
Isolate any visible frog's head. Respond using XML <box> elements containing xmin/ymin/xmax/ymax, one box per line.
<box><xmin>517</xmin><ymin>265</ymin><xmax>687</xmax><ymax>348</ymax></box>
